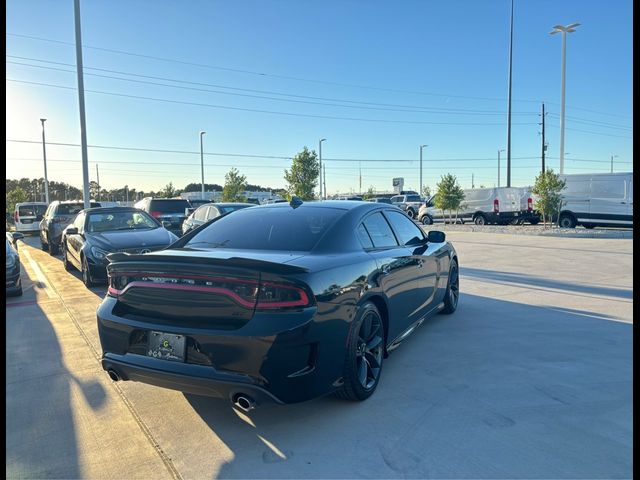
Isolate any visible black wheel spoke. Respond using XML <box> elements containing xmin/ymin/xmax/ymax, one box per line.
<box><xmin>357</xmin><ymin>358</ymin><xmax>367</xmax><ymax>386</ymax></box>
<box><xmin>365</xmin><ymin>351</ymin><xmax>381</xmax><ymax>370</ymax></box>
<box><xmin>362</xmin><ymin>314</ymin><xmax>372</xmax><ymax>340</ymax></box>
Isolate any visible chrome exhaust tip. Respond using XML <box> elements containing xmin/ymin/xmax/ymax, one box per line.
<box><xmin>107</xmin><ymin>369</ymin><xmax>120</xmax><ymax>382</ymax></box>
<box><xmin>233</xmin><ymin>394</ymin><xmax>256</xmax><ymax>412</ymax></box>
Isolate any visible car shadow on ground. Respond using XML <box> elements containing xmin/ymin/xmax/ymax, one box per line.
<box><xmin>6</xmin><ymin>290</ymin><xmax>106</xmax><ymax>478</ymax></box>
<box><xmin>460</xmin><ymin>267</ymin><xmax>633</xmax><ymax>300</ymax></box>
<box><xmin>179</xmin><ymin>293</ymin><xmax>632</xmax><ymax>479</ymax></box>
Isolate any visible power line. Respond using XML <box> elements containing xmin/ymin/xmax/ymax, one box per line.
<box><xmin>7</xmin><ymin>32</ymin><xmax>632</xmax><ymax>120</ymax></box>
<box><xmin>546</xmin><ymin>112</ymin><xmax>632</xmax><ymax>131</ymax></box>
<box><xmin>6</xmin><ymin>56</ymin><xmax>539</xmax><ymax>116</ymax></box>
<box><xmin>7</xmin><ymin>78</ymin><xmax>541</xmax><ymax>127</ymax></box>
<box><xmin>545</xmin><ymin>123</ymin><xmax>632</xmax><ymax>139</ymax></box>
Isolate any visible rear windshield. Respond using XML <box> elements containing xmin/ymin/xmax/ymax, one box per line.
<box><xmin>18</xmin><ymin>204</ymin><xmax>47</xmax><ymax>217</ymax></box>
<box><xmin>56</xmin><ymin>203</ymin><xmax>101</xmax><ymax>215</ymax></box>
<box><xmin>149</xmin><ymin>199</ymin><xmax>191</xmax><ymax>213</ymax></box>
<box><xmin>405</xmin><ymin>195</ymin><xmax>421</xmax><ymax>202</ymax></box>
<box><xmin>184</xmin><ymin>206</ymin><xmax>343</xmax><ymax>251</ymax></box>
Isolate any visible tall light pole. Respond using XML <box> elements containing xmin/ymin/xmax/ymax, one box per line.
<box><xmin>550</xmin><ymin>22</ymin><xmax>580</xmax><ymax>174</ymax></box>
<box><xmin>319</xmin><ymin>138</ymin><xmax>326</xmax><ymax>199</ymax></box>
<box><xmin>419</xmin><ymin>144</ymin><xmax>428</xmax><ymax>197</ymax></box>
<box><xmin>506</xmin><ymin>0</ymin><xmax>514</xmax><ymax>188</ymax></box>
<box><xmin>498</xmin><ymin>149</ymin><xmax>505</xmax><ymax>187</ymax></box>
<box><xmin>73</xmin><ymin>0</ymin><xmax>90</xmax><ymax>209</ymax></box>
<box><xmin>610</xmin><ymin>154</ymin><xmax>618</xmax><ymax>173</ymax></box>
<box><xmin>199</xmin><ymin>131</ymin><xmax>206</xmax><ymax>199</ymax></box>
<box><xmin>96</xmin><ymin>164</ymin><xmax>100</xmax><ymax>200</ymax></box>
<box><xmin>39</xmin><ymin>118</ymin><xmax>50</xmax><ymax>204</ymax></box>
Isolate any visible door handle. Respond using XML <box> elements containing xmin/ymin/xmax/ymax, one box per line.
<box><xmin>620</xmin><ymin>202</ymin><xmax>626</xmax><ymax>204</ymax></box>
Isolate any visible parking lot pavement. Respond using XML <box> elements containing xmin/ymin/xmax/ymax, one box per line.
<box><xmin>6</xmin><ymin>233</ymin><xmax>632</xmax><ymax>479</ymax></box>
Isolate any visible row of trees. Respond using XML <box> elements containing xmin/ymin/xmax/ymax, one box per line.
<box><xmin>7</xmin><ymin>146</ymin><xmax>566</xmax><ymax>225</ymax></box>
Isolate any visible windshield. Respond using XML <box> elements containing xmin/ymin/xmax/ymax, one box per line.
<box><xmin>18</xmin><ymin>204</ymin><xmax>47</xmax><ymax>217</ymax></box>
<box><xmin>184</xmin><ymin>206</ymin><xmax>343</xmax><ymax>251</ymax></box>
<box><xmin>87</xmin><ymin>210</ymin><xmax>159</xmax><ymax>233</ymax></box>
<box><xmin>219</xmin><ymin>205</ymin><xmax>252</xmax><ymax>214</ymax></box>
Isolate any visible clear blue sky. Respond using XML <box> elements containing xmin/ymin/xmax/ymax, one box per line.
<box><xmin>6</xmin><ymin>0</ymin><xmax>633</xmax><ymax>195</ymax></box>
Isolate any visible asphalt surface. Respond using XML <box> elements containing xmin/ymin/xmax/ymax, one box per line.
<box><xmin>6</xmin><ymin>232</ymin><xmax>633</xmax><ymax>479</ymax></box>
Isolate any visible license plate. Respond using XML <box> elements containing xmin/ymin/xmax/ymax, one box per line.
<box><xmin>148</xmin><ymin>331</ymin><xmax>186</xmax><ymax>362</ymax></box>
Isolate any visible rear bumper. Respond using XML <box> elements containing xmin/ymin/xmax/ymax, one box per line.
<box><xmin>97</xmin><ymin>296</ymin><xmax>352</xmax><ymax>404</ymax></box>
<box><xmin>15</xmin><ymin>223</ymin><xmax>40</xmax><ymax>232</ymax></box>
<box><xmin>102</xmin><ymin>354</ymin><xmax>285</xmax><ymax>405</ymax></box>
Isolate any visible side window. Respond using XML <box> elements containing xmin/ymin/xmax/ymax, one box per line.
<box><xmin>362</xmin><ymin>212</ymin><xmax>398</xmax><ymax>248</ymax></box>
<box><xmin>207</xmin><ymin>207</ymin><xmax>221</xmax><ymax>220</ymax></box>
<box><xmin>73</xmin><ymin>212</ymin><xmax>86</xmax><ymax>231</ymax></box>
<box><xmin>356</xmin><ymin>223</ymin><xmax>374</xmax><ymax>249</ymax></box>
<box><xmin>193</xmin><ymin>206</ymin><xmax>208</xmax><ymax>221</ymax></box>
<box><xmin>591</xmin><ymin>180</ymin><xmax>625</xmax><ymax>199</ymax></box>
<box><xmin>384</xmin><ymin>210</ymin><xmax>425</xmax><ymax>245</ymax></box>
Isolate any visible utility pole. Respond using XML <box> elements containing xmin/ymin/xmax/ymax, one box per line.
<box><xmin>359</xmin><ymin>161</ymin><xmax>362</xmax><ymax>195</ymax></box>
<box><xmin>541</xmin><ymin>103</ymin><xmax>546</xmax><ymax>173</ymax></box>
<box><xmin>506</xmin><ymin>0</ymin><xmax>514</xmax><ymax>187</ymax></box>
<box><xmin>199</xmin><ymin>131</ymin><xmax>206</xmax><ymax>199</ymax></box>
<box><xmin>74</xmin><ymin>0</ymin><xmax>91</xmax><ymax>210</ymax></box>
<box><xmin>319</xmin><ymin>138</ymin><xmax>326</xmax><ymax>199</ymax></box>
<box><xmin>40</xmin><ymin>118</ymin><xmax>50</xmax><ymax>204</ymax></box>
<box><xmin>96</xmin><ymin>164</ymin><xmax>100</xmax><ymax>200</ymax></box>
<box><xmin>323</xmin><ymin>164</ymin><xmax>326</xmax><ymax>200</ymax></box>
<box><xmin>610</xmin><ymin>155</ymin><xmax>618</xmax><ymax>173</ymax></box>
<box><xmin>472</xmin><ymin>173</ymin><xmax>475</xmax><ymax>189</ymax></box>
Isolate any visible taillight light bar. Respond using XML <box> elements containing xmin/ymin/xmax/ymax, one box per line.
<box><xmin>493</xmin><ymin>199</ymin><xmax>499</xmax><ymax>213</ymax></box>
<box><xmin>107</xmin><ymin>272</ymin><xmax>312</xmax><ymax>310</ymax></box>
<box><xmin>527</xmin><ymin>197</ymin><xmax>533</xmax><ymax>212</ymax></box>
<box><xmin>150</xmin><ymin>211</ymin><xmax>162</xmax><ymax>218</ymax></box>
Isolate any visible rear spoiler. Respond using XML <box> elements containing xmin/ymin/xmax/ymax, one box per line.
<box><xmin>106</xmin><ymin>252</ymin><xmax>309</xmax><ymax>275</ymax></box>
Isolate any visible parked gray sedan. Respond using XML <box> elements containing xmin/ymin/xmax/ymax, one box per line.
<box><xmin>181</xmin><ymin>203</ymin><xmax>254</xmax><ymax>235</ymax></box>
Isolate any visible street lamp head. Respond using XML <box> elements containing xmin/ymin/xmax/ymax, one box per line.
<box><xmin>420</xmin><ymin>144</ymin><xmax>428</xmax><ymax>148</ymax></box>
<box><xmin>40</xmin><ymin>118</ymin><xmax>46</xmax><ymax>123</ymax></box>
<box><xmin>550</xmin><ymin>23</ymin><xmax>580</xmax><ymax>35</ymax></box>
<box><xmin>499</xmin><ymin>149</ymin><xmax>506</xmax><ymax>153</ymax></box>
<box><xmin>319</xmin><ymin>138</ymin><xmax>326</xmax><ymax>143</ymax></box>
<box><xmin>200</xmin><ymin>131</ymin><xmax>206</xmax><ymax>136</ymax></box>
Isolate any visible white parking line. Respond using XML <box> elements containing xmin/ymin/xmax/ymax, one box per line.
<box><xmin>21</xmin><ymin>249</ymin><xmax>56</xmax><ymax>299</ymax></box>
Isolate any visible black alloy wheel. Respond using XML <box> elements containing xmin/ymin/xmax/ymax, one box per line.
<box><xmin>338</xmin><ymin>302</ymin><xmax>385</xmax><ymax>401</ymax></box>
<box><xmin>82</xmin><ymin>256</ymin><xmax>94</xmax><ymax>287</ymax></box>
<box><xmin>48</xmin><ymin>241</ymin><xmax>59</xmax><ymax>256</ymax></box>
<box><xmin>406</xmin><ymin>209</ymin><xmax>416</xmax><ymax>219</ymax></box>
<box><xmin>62</xmin><ymin>243</ymin><xmax>72</xmax><ymax>271</ymax></box>
<box><xmin>421</xmin><ymin>215</ymin><xmax>433</xmax><ymax>225</ymax></box>
<box><xmin>441</xmin><ymin>259</ymin><xmax>459</xmax><ymax>314</ymax></box>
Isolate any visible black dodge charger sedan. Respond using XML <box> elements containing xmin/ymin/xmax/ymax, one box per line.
<box><xmin>97</xmin><ymin>200</ymin><xmax>459</xmax><ymax>410</ymax></box>
<box><xmin>62</xmin><ymin>207</ymin><xmax>178</xmax><ymax>287</ymax></box>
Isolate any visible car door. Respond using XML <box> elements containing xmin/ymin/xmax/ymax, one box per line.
<box><xmin>589</xmin><ymin>176</ymin><xmax>629</xmax><ymax>225</ymax></box>
<box><xmin>383</xmin><ymin>209</ymin><xmax>442</xmax><ymax>316</ymax></box>
<box><xmin>359</xmin><ymin>211</ymin><xmax>423</xmax><ymax>342</ymax></box>
<box><xmin>66</xmin><ymin>212</ymin><xmax>86</xmax><ymax>268</ymax></box>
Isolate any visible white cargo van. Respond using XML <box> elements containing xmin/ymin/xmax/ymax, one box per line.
<box><xmin>13</xmin><ymin>202</ymin><xmax>48</xmax><ymax>233</ymax></box>
<box><xmin>558</xmin><ymin>172</ymin><xmax>633</xmax><ymax>228</ymax></box>
<box><xmin>419</xmin><ymin>187</ymin><xmax>522</xmax><ymax>225</ymax></box>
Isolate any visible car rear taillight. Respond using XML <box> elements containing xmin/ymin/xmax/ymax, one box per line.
<box><xmin>493</xmin><ymin>199</ymin><xmax>499</xmax><ymax>213</ymax></box>
<box><xmin>13</xmin><ymin>212</ymin><xmax>19</xmax><ymax>223</ymax></box>
<box><xmin>108</xmin><ymin>273</ymin><xmax>313</xmax><ymax>310</ymax></box>
<box><xmin>150</xmin><ymin>211</ymin><xmax>162</xmax><ymax>218</ymax></box>
<box><xmin>256</xmin><ymin>282</ymin><xmax>310</xmax><ymax>309</ymax></box>
<box><xmin>527</xmin><ymin>197</ymin><xmax>533</xmax><ymax>212</ymax></box>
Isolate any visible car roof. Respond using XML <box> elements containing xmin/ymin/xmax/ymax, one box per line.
<box><xmin>83</xmin><ymin>206</ymin><xmax>141</xmax><ymax>214</ymax></box>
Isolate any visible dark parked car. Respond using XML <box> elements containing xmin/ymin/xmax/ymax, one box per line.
<box><xmin>134</xmin><ymin>197</ymin><xmax>191</xmax><ymax>236</ymax></box>
<box><xmin>6</xmin><ymin>232</ymin><xmax>24</xmax><ymax>296</ymax></box>
<box><xmin>181</xmin><ymin>202</ymin><xmax>253</xmax><ymax>235</ymax></box>
<box><xmin>62</xmin><ymin>207</ymin><xmax>178</xmax><ymax>287</ymax></box>
<box><xmin>40</xmin><ymin>200</ymin><xmax>101</xmax><ymax>255</ymax></box>
<box><xmin>97</xmin><ymin>200</ymin><xmax>459</xmax><ymax>410</ymax></box>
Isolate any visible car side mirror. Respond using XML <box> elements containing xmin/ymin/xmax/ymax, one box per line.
<box><xmin>427</xmin><ymin>230</ymin><xmax>446</xmax><ymax>243</ymax></box>
<box><xmin>161</xmin><ymin>220</ymin><xmax>172</xmax><ymax>228</ymax></box>
<box><xmin>10</xmin><ymin>232</ymin><xmax>24</xmax><ymax>248</ymax></box>
<box><xmin>66</xmin><ymin>227</ymin><xmax>79</xmax><ymax>235</ymax></box>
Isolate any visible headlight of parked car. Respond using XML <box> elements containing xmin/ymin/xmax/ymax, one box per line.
<box><xmin>90</xmin><ymin>246</ymin><xmax>111</xmax><ymax>260</ymax></box>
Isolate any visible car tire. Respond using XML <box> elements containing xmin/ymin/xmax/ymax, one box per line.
<box><xmin>474</xmin><ymin>214</ymin><xmax>487</xmax><ymax>226</ymax></box>
<box><xmin>583</xmin><ymin>223</ymin><xmax>595</xmax><ymax>229</ymax></box>
<box><xmin>62</xmin><ymin>244</ymin><xmax>73</xmax><ymax>271</ymax></box>
<box><xmin>81</xmin><ymin>256</ymin><xmax>94</xmax><ymax>288</ymax></box>
<box><xmin>406</xmin><ymin>209</ymin><xmax>416</xmax><ymax>219</ymax></box>
<box><xmin>441</xmin><ymin>258</ymin><xmax>459</xmax><ymax>315</ymax></box>
<box><xmin>420</xmin><ymin>215</ymin><xmax>433</xmax><ymax>225</ymax></box>
<box><xmin>337</xmin><ymin>302</ymin><xmax>385</xmax><ymax>401</ymax></box>
<box><xmin>41</xmin><ymin>235</ymin><xmax>48</xmax><ymax>251</ymax></box>
<box><xmin>528</xmin><ymin>218</ymin><xmax>540</xmax><ymax>225</ymax></box>
<box><xmin>559</xmin><ymin>213</ymin><xmax>576</xmax><ymax>229</ymax></box>
<box><xmin>48</xmin><ymin>242</ymin><xmax>59</xmax><ymax>255</ymax></box>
